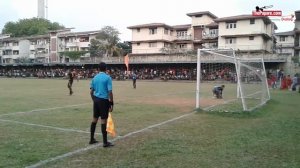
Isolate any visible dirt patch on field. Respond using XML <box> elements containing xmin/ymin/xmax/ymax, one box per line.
<box><xmin>132</xmin><ymin>97</ymin><xmax>225</xmax><ymax>111</ymax></box>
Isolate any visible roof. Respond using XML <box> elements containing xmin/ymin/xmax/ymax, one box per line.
<box><xmin>172</xmin><ymin>24</ymin><xmax>191</xmax><ymax>30</ymax></box>
<box><xmin>1</xmin><ymin>34</ymin><xmax>50</xmax><ymax>41</ymax></box>
<box><xmin>205</xmin><ymin>22</ymin><xmax>218</xmax><ymax>28</ymax></box>
<box><xmin>275</xmin><ymin>31</ymin><xmax>294</xmax><ymax>36</ymax></box>
<box><xmin>186</xmin><ymin>11</ymin><xmax>218</xmax><ymax>19</ymax></box>
<box><xmin>214</xmin><ymin>14</ymin><xmax>272</xmax><ymax>24</ymax></box>
<box><xmin>58</xmin><ymin>30</ymin><xmax>101</xmax><ymax>37</ymax></box>
<box><xmin>127</xmin><ymin>23</ymin><xmax>173</xmax><ymax>29</ymax></box>
<box><xmin>220</xmin><ymin>33</ymin><xmax>272</xmax><ymax>40</ymax></box>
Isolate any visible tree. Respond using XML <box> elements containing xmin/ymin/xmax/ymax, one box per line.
<box><xmin>94</xmin><ymin>26</ymin><xmax>121</xmax><ymax>57</ymax></box>
<box><xmin>117</xmin><ymin>41</ymin><xmax>132</xmax><ymax>55</ymax></box>
<box><xmin>1</xmin><ymin>18</ymin><xmax>65</xmax><ymax>37</ymax></box>
<box><xmin>59</xmin><ymin>51</ymin><xmax>88</xmax><ymax>62</ymax></box>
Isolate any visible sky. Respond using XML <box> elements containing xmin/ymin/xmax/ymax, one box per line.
<box><xmin>0</xmin><ymin>0</ymin><xmax>299</xmax><ymax>41</ymax></box>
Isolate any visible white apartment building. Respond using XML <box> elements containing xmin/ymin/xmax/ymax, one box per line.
<box><xmin>127</xmin><ymin>11</ymin><xmax>217</xmax><ymax>54</ymax></box>
<box><xmin>128</xmin><ymin>12</ymin><xmax>277</xmax><ymax>55</ymax></box>
<box><xmin>0</xmin><ymin>29</ymin><xmax>100</xmax><ymax>64</ymax></box>
<box><xmin>213</xmin><ymin>15</ymin><xmax>276</xmax><ymax>53</ymax></box>
<box><xmin>275</xmin><ymin>31</ymin><xmax>294</xmax><ymax>56</ymax></box>
<box><xmin>294</xmin><ymin>10</ymin><xmax>300</xmax><ymax>58</ymax></box>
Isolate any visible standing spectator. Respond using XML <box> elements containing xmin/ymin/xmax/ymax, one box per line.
<box><xmin>271</xmin><ymin>74</ymin><xmax>277</xmax><ymax>89</ymax></box>
<box><xmin>291</xmin><ymin>74</ymin><xmax>299</xmax><ymax>91</ymax></box>
<box><xmin>89</xmin><ymin>62</ymin><xmax>114</xmax><ymax>147</ymax></box>
<box><xmin>286</xmin><ymin>75</ymin><xmax>292</xmax><ymax>89</ymax></box>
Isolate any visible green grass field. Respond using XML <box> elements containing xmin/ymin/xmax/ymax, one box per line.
<box><xmin>0</xmin><ymin>78</ymin><xmax>299</xmax><ymax>168</ymax></box>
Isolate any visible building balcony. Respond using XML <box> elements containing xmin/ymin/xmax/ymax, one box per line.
<box><xmin>1</xmin><ymin>46</ymin><xmax>13</xmax><ymax>50</ymax></box>
<box><xmin>202</xmin><ymin>34</ymin><xmax>218</xmax><ymax>39</ymax></box>
<box><xmin>78</xmin><ymin>42</ymin><xmax>90</xmax><ymax>48</ymax></box>
<box><xmin>276</xmin><ymin>43</ymin><xmax>294</xmax><ymax>48</ymax></box>
<box><xmin>35</xmin><ymin>44</ymin><xmax>49</xmax><ymax>49</ymax></box>
<box><xmin>176</xmin><ymin>35</ymin><xmax>192</xmax><ymax>41</ymax></box>
<box><xmin>66</xmin><ymin>42</ymin><xmax>78</xmax><ymax>47</ymax></box>
<box><xmin>35</xmin><ymin>53</ymin><xmax>49</xmax><ymax>58</ymax></box>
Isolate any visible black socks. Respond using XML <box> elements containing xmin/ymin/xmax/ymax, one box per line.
<box><xmin>101</xmin><ymin>123</ymin><xmax>107</xmax><ymax>144</ymax></box>
<box><xmin>90</xmin><ymin>122</ymin><xmax>97</xmax><ymax>140</ymax></box>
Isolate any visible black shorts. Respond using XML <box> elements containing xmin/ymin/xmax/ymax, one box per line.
<box><xmin>93</xmin><ymin>97</ymin><xmax>110</xmax><ymax>119</ymax></box>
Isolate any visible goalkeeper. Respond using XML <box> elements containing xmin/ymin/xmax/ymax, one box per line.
<box><xmin>212</xmin><ymin>85</ymin><xmax>225</xmax><ymax>99</ymax></box>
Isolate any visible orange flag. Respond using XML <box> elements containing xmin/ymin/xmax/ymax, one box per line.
<box><xmin>124</xmin><ymin>54</ymin><xmax>129</xmax><ymax>72</ymax></box>
<box><xmin>106</xmin><ymin>113</ymin><xmax>116</xmax><ymax>137</ymax></box>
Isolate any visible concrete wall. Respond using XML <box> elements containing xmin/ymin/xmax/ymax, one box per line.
<box><xmin>191</xmin><ymin>15</ymin><xmax>214</xmax><ymax>26</ymax></box>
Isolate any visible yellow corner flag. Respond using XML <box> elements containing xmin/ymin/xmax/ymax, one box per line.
<box><xmin>106</xmin><ymin>113</ymin><xmax>116</xmax><ymax>137</ymax></box>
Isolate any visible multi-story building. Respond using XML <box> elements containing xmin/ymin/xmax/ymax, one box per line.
<box><xmin>0</xmin><ymin>29</ymin><xmax>100</xmax><ymax>64</ymax></box>
<box><xmin>128</xmin><ymin>12</ymin><xmax>276</xmax><ymax>55</ymax></box>
<box><xmin>127</xmin><ymin>11</ymin><xmax>217</xmax><ymax>55</ymax></box>
<box><xmin>213</xmin><ymin>15</ymin><xmax>276</xmax><ymax>53</ymax></box>
<box><xmin>275</xmin><ymin>31</ymin><xmax>294</xmax><ymax>56</ymax></box>
<box><xmin>294</xmin><ymin>10</ymin><xmax>300</xmax><ymax>58</ymax></box>
<box><xmin>50</xmin><ymin>29</ymin><xmax>100</xmax><ymax>63</ymax></box>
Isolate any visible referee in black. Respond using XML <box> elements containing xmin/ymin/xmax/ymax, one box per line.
<box><xmin>67</xmin><ymin>69</ymin><xmax>75</xmax><ymax>95</ymax></box>
<box><xmin>89</xmin><ymin>62</ymin><xmax>114</xmax><ymax>147</ymax></box>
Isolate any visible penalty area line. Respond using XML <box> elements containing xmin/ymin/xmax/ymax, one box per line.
<box><xmin>26</xmin><ymin>111</ymin><xmax>196</xmax><ymax>168</ymax></box>
<box><xmin>0</xmin><ymin>118</ymin><xmax>100</xmax><ymax>135</ymax></box>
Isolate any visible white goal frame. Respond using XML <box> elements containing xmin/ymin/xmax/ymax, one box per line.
<box><xmin>196</xmin><ymin>48</ymin><xmax>270</xmax><ymax>112</ymax></box>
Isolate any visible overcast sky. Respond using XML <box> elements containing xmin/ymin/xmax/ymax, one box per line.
<box><xmin>0</xmin><ymin>0</ymin><xmax>299</xmax><ymax>41</ymax></box>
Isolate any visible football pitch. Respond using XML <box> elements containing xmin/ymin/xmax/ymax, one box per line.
<box><xmin>0</xmin><ymin>78</ymin><xmax>299</xmax><ymax>168</ymax></box>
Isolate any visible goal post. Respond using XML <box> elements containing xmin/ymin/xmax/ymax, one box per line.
<box><xmin>196</xmin><ymin>48</ymin><xmax>270</xmax><ymax>112</ymax></box>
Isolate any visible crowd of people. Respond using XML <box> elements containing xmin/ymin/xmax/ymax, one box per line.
<box><xmin>267</xmin><ymin>69</ymin><xmax>300</xmax><ymax>92</ymax></box>
<box><xmin>0</xmin><ymin>66</ymin><xmax>299</xmax><ymax>92</ymax></box>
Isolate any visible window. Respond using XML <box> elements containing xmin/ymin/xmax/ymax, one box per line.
<box><xmin>149</xmin><ymin>28</ymin><xmax>157</xmax><ymax>35</ymax></box>
<box><xmin>250</xmin><ymin>19</ymin><xmax>255</xmax><ymax>24</ymax></box>
<box><xmin>149</xmin><ymin>42</ymin><xmax>157</xmax><ymax>47</ymax></box>
<box><xmin>179</xmin><ymin>44</ymin><xmax>187</xmax><ymax>48</ymax></box>
<box><xmin>177</xmin><ymin>31</ymin><xmax>187</xmax><ymax>37</ymax></box>
<box><xmin>164</xmin><ymin>28</ymin><xmax>169</xmax><ymax>35</ymax></box>
<box><xmin>137</xmin><ymin>28</ymin><xmax>140</xmax><ymax>32</ymax></box>
<box><xmin>225</xmin><ymin>38</ymin><xmax>236</xmax><ymax>44</ymax></box>
<box><xmin>164</xmin><ymin>42</ymin><xmax>170</xmax><ymax>47</ymax></box>
<box><xmin>249</xmin><ymin>36</ymin><xmax>254</xmax><ymax>40</ymax></box>
<box><xmin>13</xmin><ymin>42</ymin><xmax>19</xmax><ymax>46</ymax></box>
<box><xmin>279</xmin><ymin>36</ymin><xmax>287</xmax><ymax>42</ymax></box>
<box><xmin>13</xmin><ymin>50</ymin><xmax>19</xmax><ymax>55</ymax></box>
<box><xmin>226</xmin><ymin>22</ymin><xmax>236</xmax><ymax>29</ymax></box>
<box><xmin>209</xmin><ymin>29</ymin><xmax>218</xmax><ymax>36</ymax></box>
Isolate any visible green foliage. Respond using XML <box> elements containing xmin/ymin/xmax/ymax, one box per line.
<box><xmin>89</xmin><ymin>39</ymin><xmax>107</xmax><ymax>57</ymax></box>
<box><xmin>291</xmin><ymin>55</ymin><xmax>299</xmax><ymax>63</ymax></box>
<box><xmin>89</xmin><ymin>26</ymin><xmax>122</xmax><ymax>57</ymax></box>
<box><xmin>59</xmin><ymin>51</ymin><xmax>88</xmax><ymax>61</ymax></box>
<box><xmin>117</xmin><ymin>41</ymin><xmax>132</xmax><ymax>55</ymax></box>
<box><xmin>1</xmin><ymin>18</ymin><xmax>65</xmax><ymax>37</ymax></box>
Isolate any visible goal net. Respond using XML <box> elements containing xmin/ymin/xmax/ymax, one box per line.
<box><xmin>196</xmin><ymin>49</ymin><xmax>270</xmax><ymax>112</ymax></box>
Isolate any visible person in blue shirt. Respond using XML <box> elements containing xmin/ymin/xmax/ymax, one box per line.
<box><xmin>132</xmin><ymin>72</ymin><xmax>137</xmax><ymax>89</ymax></box>
<box><xmin>89</xmin><ymin>62</ymin><xmax>114</xmax><ymax>147</ymax></box>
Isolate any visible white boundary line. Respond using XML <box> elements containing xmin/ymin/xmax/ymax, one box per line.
<box><xmin>26</xmin><ymin>111</ymin><xmax>197</xmax><ymax>168</ymax></box>
<box><xmin>0</xmin><ymin>118</ymin><xmax>100</xmax><ymax>135</ymax></box>
<box><xmin>0</xmin><ymin>103</ymin><xmax>91</xmax><ymax>118</ymax></box>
